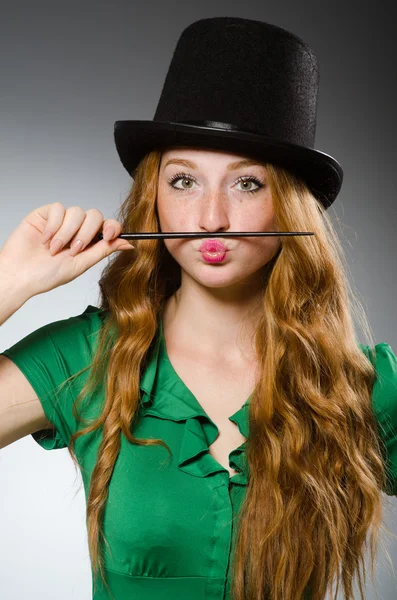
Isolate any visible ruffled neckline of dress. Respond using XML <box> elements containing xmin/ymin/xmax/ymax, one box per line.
<box><xmin>138</xmin><ymin>317</ymin><xmax>251</xmax><ymax>486</ymax></box>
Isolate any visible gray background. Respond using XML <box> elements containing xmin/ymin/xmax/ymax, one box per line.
<box><xmin>0</xmin><ymin>1</ymin><xmax>396</xmax><ymax>598</ymax></box>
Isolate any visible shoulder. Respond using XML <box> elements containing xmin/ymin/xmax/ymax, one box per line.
<box><xmin>2</xmin><ymin>304</ymin><xmax>109</xmax><ymax>367</ymax></box>
<box><xmin>360</xmin><ymin>342</ymin><xmax>397</xmax><ymax>497</ymax></box>
<box><xmin>359</xmin><ymin>342</ymin><xmax>397</xmax><ymax>399</ymax></box>
<box><xmin>43</xmin><ymin>304</ymin><xmax>110</xmax><ymax>361</ymax></box>
<box><xmin>44</xmin><ymin>304</ymin><xmax>108</xmax><ymax>336</ymax></box>
<box><xmin>32</xmin><ymin>304</ymin><xmax>108</xmax><ymax>346</ymax></box>
<box><xmin>359</xmin><ymin>341</ymin><xmax>397</xmax><ymax>419</ymax></box>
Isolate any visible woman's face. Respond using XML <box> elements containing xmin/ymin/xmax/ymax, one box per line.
<box><xmin>157</xmin><ymin>146</ymin><xmax>281</xmax><ymax>290</ymax></box>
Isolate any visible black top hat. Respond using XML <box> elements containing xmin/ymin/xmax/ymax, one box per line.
<box><xmin>114</xmin><ymin>16</ymin><xmax>343</xmax><ymax>210</ymax></box>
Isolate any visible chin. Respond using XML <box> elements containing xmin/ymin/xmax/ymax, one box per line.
<box><xmin>193</xmin><ymin>265</ymin><xmax>261</xmax><ymax>289</ymax></box>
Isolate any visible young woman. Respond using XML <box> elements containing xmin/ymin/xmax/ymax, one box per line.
<box><xmin>1</xmin><ymin>17</ymin><xmax>396</xmax><ymax>600</ymax></box>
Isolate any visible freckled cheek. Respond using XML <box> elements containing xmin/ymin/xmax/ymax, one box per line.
<box><xmin>240</xmin><ymin>239</ymin><xmax>280</xmax><ymax>264</ymax></box>
<box><xmin>245</xmin><ymin>216</ymin><xmax>280</xmax><ymax>257</ymax></box>
<box><xmin>157</xmin><ymin>205</ymin><xmax>190</xmax><ymax>257</ymax></box>
<box><xmin>157</xmin><ymin>198</ymin><xmax>188</xmax><ymax>231</ymax></box>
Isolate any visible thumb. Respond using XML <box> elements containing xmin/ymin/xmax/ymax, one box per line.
<box><xmin>70</xmin><ymin>237</ymin><xmax>135</xmax><ymax>272</ymax></box>
<box><xmin>110</xmin><ymin>238</ymin><xmax>135</xmax><ymax>252</ymax></box>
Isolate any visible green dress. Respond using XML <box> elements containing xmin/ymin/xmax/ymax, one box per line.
<box><xmin>2</xmin><ymin>305</ymin><xmax>397</xmax><ymax>600</ymax></box>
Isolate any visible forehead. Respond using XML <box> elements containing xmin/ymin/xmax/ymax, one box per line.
<box><xmin>160</xmin><ymin>146</ymin><xmax>267</xmax><ymax>170</ymax></box>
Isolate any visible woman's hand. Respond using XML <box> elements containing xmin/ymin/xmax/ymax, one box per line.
<box><xmin>0</xmin><ymin>203</ymin><xmax>135</xmax><ymax>297</ymax></box>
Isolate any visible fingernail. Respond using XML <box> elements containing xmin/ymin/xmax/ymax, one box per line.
<box><xmin>50</xmin><ymin>238</ymin><xmax>63</xmax><ymax>254</ymax></box>
<box><xmin>103</xmin><ymin>227</ymin><xmax>115</xmax><ymax>241</ymax></box>
<box><xmin>70</xmin><ymin>239</ymin><xmax>83</xmax><ymax>256</ymax></box>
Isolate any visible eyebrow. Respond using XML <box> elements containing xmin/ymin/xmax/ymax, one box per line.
<box><xmin>163</xmin><ymin>158</ymin><xmax>265</xmax><ymax>171</ymax></box>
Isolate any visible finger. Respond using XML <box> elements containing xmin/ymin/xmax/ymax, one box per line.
<box><xmin>48</xmin><ymin>206</ymin><xmax>91</xmax><ymax>255</ymax></box>
<box><xmin>63</xmin><ymin>209</ymin><xmax>108</xmax><ymax>256</ymax></box>
<box><xmin>101</xmin><ymin>218</ymin><xmax>123</xmax><ymax>241</ymax></box>
<box><xmin>67</xmin><ymin>237</ymin><xmax>135</xmax><ymax>272</ymax></box>
<box><xmin>105</xmin><ymin>238</ymin><xmax>135</xmax><ymax>252</ymax></box>
<box><xmin>36</xmin><ymin>203</ymin><xmax>66</xmax><ymax>243</ymax></box>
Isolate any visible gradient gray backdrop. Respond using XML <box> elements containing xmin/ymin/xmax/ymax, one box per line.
<box><xmin>1</xmin><ymin>1</ymin><xmax>396</xmax><ymax>599</ymax></box>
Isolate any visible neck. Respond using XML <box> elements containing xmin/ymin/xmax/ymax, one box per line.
<box><xmin>162</xmin><ymin>281</ymin><xmax>263</xmax><ymax>364</ymax></box>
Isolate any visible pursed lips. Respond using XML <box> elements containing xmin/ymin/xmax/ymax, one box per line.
<box><xmin>199</xmin><ymin>240</ymin><xmax>228</xmax><ymax>253</ymax></box>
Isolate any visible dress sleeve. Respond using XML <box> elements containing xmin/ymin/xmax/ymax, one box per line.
<box><xmin>0</xmin><ymin>305</ymin><xmax>107</xmax><ymax>450</ymax></box>
<box><xmin>360</xmin><ymin>342</ymin><xmax>397</xmax><ymax>496</ymax></box>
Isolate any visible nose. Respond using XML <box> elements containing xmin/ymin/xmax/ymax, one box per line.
<box><xmin>197</xmin><ymin>192</ymin><xmax>230</xmax><ymax>234</ymax></box>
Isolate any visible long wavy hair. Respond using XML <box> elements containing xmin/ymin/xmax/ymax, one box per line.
<box><xmin>58</xmin><ymin>148</ymin><xmax>395</xmax><ymax>600</ymax></box>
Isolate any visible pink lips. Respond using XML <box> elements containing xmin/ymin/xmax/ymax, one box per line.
<box><xmin>199</xmin><ymin>240</ymin><xmax>228</xmax><ymax>253</ymax></box>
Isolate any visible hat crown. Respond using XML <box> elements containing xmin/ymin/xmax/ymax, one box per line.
<box><xmin>153</xmin><ymin>17</ymin><xmax>320</xmax><ymax>148</ymax></box>
<box><xmin>114</xmin><ymin>16</ymin><xmax>343</xmax><ymax>208</ymax></box>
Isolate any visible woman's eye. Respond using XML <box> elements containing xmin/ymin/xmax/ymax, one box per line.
<box><xmin>235</xmin><ymin>178</ymin><xmax>263</xmax><ymax>193</ymax></box>
<box><xmin>168</xmin><ymin>174</ymin><xmax>197</xmax><ymax>190</ymax></box>
<box><xmin>167</xmin><ymin>173</ymin><xmax>264</xmax><ymax>194</ymax></box>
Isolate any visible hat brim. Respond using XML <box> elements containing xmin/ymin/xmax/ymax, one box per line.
<box><xmin>114</xmin><ymin>120</ymin><xmax>343</xmax><ymax>209</ymax></box>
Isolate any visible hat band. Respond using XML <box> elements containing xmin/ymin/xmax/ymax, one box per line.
<box><xmin>177</xmin><ymin>119</ymin><xmax>257</xmax><ymax>135</ymax></box>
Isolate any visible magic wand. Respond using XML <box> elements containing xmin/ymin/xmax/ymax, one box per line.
<box><xmin>96</xmin><ymin>231</ymin><xmax>314</xmax><ymax>241</ymax></box>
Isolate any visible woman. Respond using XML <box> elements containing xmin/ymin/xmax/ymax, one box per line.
<box><xmin>1</xmin><ymin>16</ymin><xmax>397</xmax><ymax>600</ymax></box>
